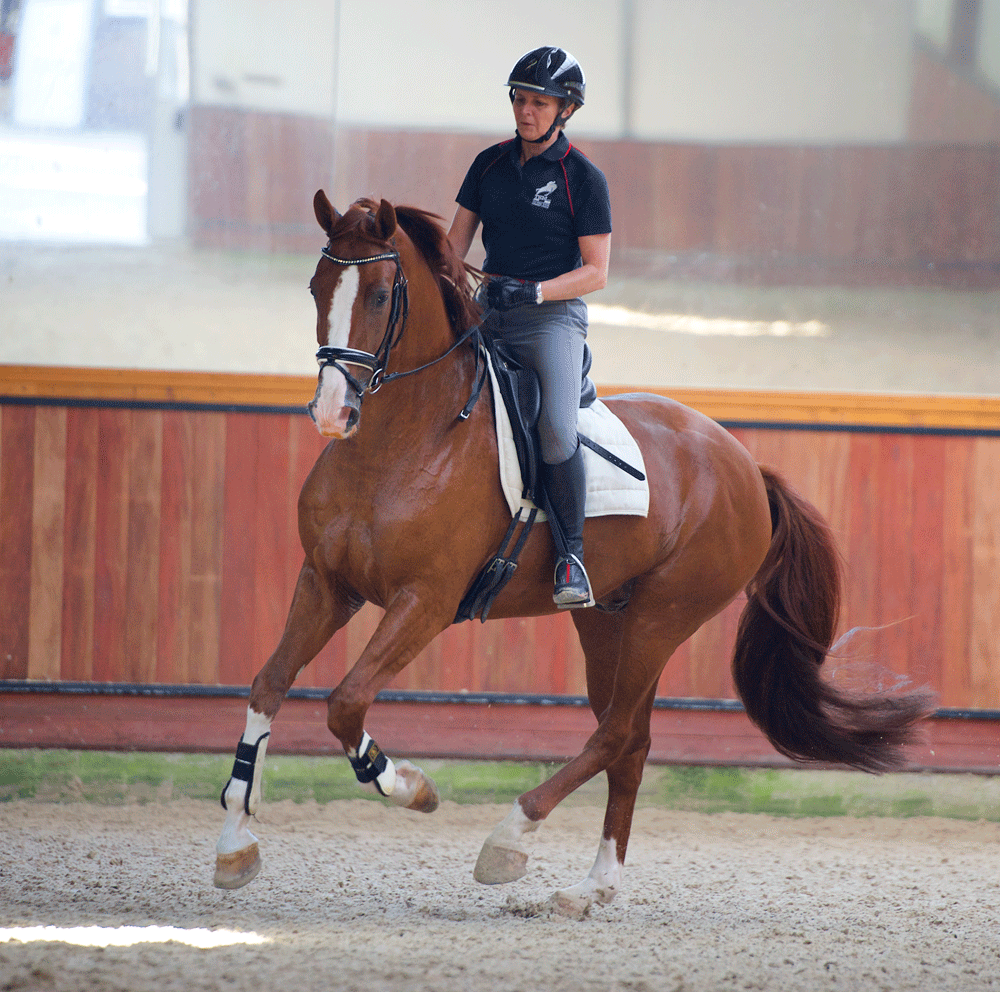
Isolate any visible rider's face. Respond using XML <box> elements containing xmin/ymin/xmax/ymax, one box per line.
<box><xmin>511</xmin><ymin>89</ymin><xmax>568</xmax><ymax>142</ymax></box>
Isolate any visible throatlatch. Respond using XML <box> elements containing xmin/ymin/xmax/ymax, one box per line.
<box><xmin>220</xmin><ymin>731</ymin><xmax>270</xmax><ymax>815</ymax></box>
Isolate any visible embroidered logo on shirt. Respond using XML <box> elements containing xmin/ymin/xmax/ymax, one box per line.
<box><xmin>531</xmin><ymin>181</ymin><xmax>558</xmax><ymax>209</ymax></box>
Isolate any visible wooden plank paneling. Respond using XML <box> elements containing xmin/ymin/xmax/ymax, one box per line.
<box><xmin>61</xmin><ymin>408</ymin><xmax>98</xmax><ymax>681</ymax></box>
<box><xmin>322</xmin><ymin>127</ymin><xmax>1000</xmax><ymax>287</ymax></box>
<box><xmin>189</xmin><ymin>106</ymin><xmax>335</xmax><ymax>253</ymax></box>
<box><xmin>0</xmin><ymin>406</ymin><xmax>35</xmax><ymax>679</ymax></box>
<box><xmin>2</xmin><ymin>690</ymin><xmax>997</xmax><ymax>772</ymax></box>
<box><xmin>909</xmin><ymin>437</ymin><xmax>947</xmax><ymax>691</ymax></box>
<box><xmin>910</xmin><ymin>46</ymin><xmax>1000</xmax><ymax>142</ymax></box>
<box><xmin>27</xmin><ymin>406</ymin><xmax>66</xmax><ymax>681</ymax></box>
<box><xmin>92</xmin><ymin>409</ymin><xmax>130</xmax><ymax>682</ymax></box>
<box><xmin>122</xmin><ymin>411</ymin><xmax>162</xmax><ymax>683</ymax></box>
<box><xmin>843</xmin><ymin>433</ymin><xmax>880</xmax><ymax>654</ymax></box>
<box><xmin>971</xmin><ymin>438</ymin><xmax>1000</xmax><ymax>707</ymax></box>
<box><xmin>940</xmin><ymin>437</ymin><xmax>975</xmax><ymax>706</ymax></box>
<box><xmin>187</xmin><ymin>414</ymin><xmax>226</xmax><ymax>684</ymax></box>
<box><xmin>157</xmin><ymin>411</ymin><xmax>192</xmax><ymax>683</ymax></box>
<box><xmin>181</xmin><ymin>105</ymin><xmax>1000</xmax><ymax>284</ymax></box>
<box><xmin>876</xmin><ymin>434</ymin><xmax>915</xmax><ymax>678</ymax></box>
<box><xmin>157</xmin><ymin>411</ymin><xmax>227</xmax><ymax>686</ymax></box>
<box><xmin>3</xmin><ymin>375</ymin><xmax>1000</xmax><ymax>770</ymax></box>
<box><xmin>218</xmin><ymin>413</ymin><xmax>261</xmax><ymax>685</ymax></box>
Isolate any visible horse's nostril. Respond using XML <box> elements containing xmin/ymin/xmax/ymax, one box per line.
<box><xmin>346</xmin><ymin>408</ymin><xmax>360</xmax><ymax>432</ymax></box>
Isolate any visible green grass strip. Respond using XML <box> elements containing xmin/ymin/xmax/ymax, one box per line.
<box><xmin>0</xmin><ymin>750</ymin><xmax>997</xmax><ymax>821</ymax></box>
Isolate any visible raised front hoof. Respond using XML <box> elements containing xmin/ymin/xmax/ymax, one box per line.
<box><xmin>404</xmin><ymin>777</ymin><xmax>440</xmax><ymax>813</ymax></box>
<box><xmin>473</xmin><ymin>842</ymin><xmax>528</xmax><ymax>885</ymax></box>
<box><xmin>395</xmin><ymin>760</ymin><xmax>440</xmax><ymax>813</ymax></box>
<box><xmin>213</xmin><ymin>843</ymin><xmax>261</xmax><ymax>890</ymax></box>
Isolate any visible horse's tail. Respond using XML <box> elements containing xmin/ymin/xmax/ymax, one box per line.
<box><xmin>731</xmin><ymin>467</ymin><xmax>935</xmax><ymax>772</ymax></box>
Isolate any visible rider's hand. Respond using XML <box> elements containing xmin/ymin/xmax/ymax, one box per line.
<box><xmin>486</xmin><ymin>275</ymin><xmax>541</xmax><ymax>310</ymax></box>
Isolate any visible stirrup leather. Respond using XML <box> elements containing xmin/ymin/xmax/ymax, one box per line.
<box><xmin>553</xmin><ymin>553</ymin><xmax>595</xmax><ymax>609</ymax></box>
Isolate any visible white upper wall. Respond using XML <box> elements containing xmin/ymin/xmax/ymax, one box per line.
<box><xmin>194</xmin><ymin>0</ymin><xmax>917</xmax><ymax>142</ymax></box>
<box><xmin>334</xmin><ymin>0</ymin><xmax>626</xmax><ymax>137</ymax></box>
<box><xmin>914</xmin><ymin>0</ymin><xmax>953</xmax><ymax>48</ymax></box>
<box><xmin>977</xmin><ymin>0</ymin><xmax>1000</xmax><ymax>90</ymax></box>
<box><xmin>631</xmin><ymin>0</ymin><xmax>913</xmax><ymax>142</ymax></box>
<box><xmin>192</xmin><ymin>0</ymin><xmax>337</xmax><ymax>116</ymax></box>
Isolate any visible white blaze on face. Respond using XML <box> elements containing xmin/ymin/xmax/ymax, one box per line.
<box><xmin>311</xmin><ymin>265</ymin><xmax>360</xmax><ymax>437</ymax></box>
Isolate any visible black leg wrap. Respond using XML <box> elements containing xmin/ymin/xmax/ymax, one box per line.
<box><xmin>349</xmin><ymin>735</ymin><xmax>390</xmax><ymax>796</ymax></box>
<box><xmin>220</xmin><ymin>732</ymin><xmax>270</xmax><ymax>815</ymax></box>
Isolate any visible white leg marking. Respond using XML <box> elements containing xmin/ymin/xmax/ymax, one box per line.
<box><xmin>474</xmin><ymin>800</ymin><xmax>542</xmax><ymax>884</ymax></box>
<box><xmin>217</xmin><ymin>707</ymin><xmax>273</xmax><ymax>856</ymax></box>
<box><xmin>311</xmin><ymin>266</ymin><xmax>359</xmax><ymax>436</ymax></box>
<box><xmin>549</xmin><ymin>835</ymin><xmax>623</xmax><ymax>916</ymax></box>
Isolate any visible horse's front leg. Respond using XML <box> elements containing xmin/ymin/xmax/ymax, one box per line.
<box><xmin>326</xmin><ymin>586</ymin><xmax>446</xmax><ymax>814</ymax></box>
<box><xmin>214</xmin><ymin>562</ymin><xmax>360</xmax><ymax>889</ymax></box>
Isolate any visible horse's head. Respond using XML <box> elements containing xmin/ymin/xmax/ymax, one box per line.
<box><xmin>306</xmin><ymin>190</ymin><xmax>407</xmax><ymax>439</ymax></box>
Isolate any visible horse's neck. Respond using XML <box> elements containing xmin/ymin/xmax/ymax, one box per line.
<box><xmin>366</xmin><ymin>272</ymin><xmax>480</xmax><ymax>446</ymax></box>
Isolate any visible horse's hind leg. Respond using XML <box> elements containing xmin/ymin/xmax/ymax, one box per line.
<box><xmin>215</xmin><ymin>561</ymin><xmax>359</xmax><ymax>889</ymax></box>
<box><xmin>549</xmin><ymin>609</ymin><xmax>658</xmax><ymax>916</ymax></box>
<box><xmin>548</xmin><ymin>689</ymin><xmax>656</xmax><ymax>917</ymax></box>
<box><xmin>475</xmin><ymin>607</ymin><xmax>636</xmax><ymax>894</ymax></box>
<box><xmin>475</xmin><ymin>592</ymin><xmax>700</xmax><ymax>915</ymax></box>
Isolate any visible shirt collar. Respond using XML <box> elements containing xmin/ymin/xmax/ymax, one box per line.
<box><xmin>510</xmin><ymin>131</ymin><xmax>570</xmax><ymax>164</ymax></box>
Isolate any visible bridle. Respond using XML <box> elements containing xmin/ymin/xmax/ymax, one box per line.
<box><xmin>313</xmin><ymin>242</ymin><xmax>486</xmax><ymax>419</ymax></box>
<box><xmin>315</xmin><ymin>245</ymin><xmax>409</xmax><ymax>397</ymax></box>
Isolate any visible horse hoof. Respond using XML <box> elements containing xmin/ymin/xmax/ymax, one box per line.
<box><xmin>394</xmin><ymin>760</ymin><xmax>440</xmax><ymax>813</ymax></box>
<box><xmin>546</xmin><ymin>891</ymin><xmax>592</xmax><ymax>920</ymax></box>
<box><xmin>404</xmin><ymin>774</ymin><xmax>440</xmax><ymax>813</ymax></box>
<box><xmin>473</xmin><ymin>842</ymin><xmax>528</xmax><ymax>884</ymax></box>
<box><xmin>213</xmin><ymin>843</ymin><xmax>261</xmax><ymax>889</ymax></box>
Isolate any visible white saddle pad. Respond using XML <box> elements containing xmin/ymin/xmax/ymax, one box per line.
<box><xmin>486</xmin><ymin>352</ymin><xmax>650</xmax><ymax>522</ymax></box>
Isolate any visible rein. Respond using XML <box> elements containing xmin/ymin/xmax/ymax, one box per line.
<box><xmin>315</xmin><ymin>243</ymin><xmax>485</xmax><ymax>419</ymax></box>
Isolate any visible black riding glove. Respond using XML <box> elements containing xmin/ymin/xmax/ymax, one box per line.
<box><xmin>486</xmin><ymin>275</ymin><xmax>541</xmax><ymax>310</ymax></box>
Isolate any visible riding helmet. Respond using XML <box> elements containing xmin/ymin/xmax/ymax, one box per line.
<box><xmin>507</xmin><ymin>46</ymin><xmax>585</xmax><ymax>107</ymax></box>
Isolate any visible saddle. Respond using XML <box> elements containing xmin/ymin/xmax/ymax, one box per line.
<box><xmin>454</xmin><ymin>332</ymin><xmax>644</xmax><ymax>624</ymax></box>
<box><xmin>489</xmin><ymin>336</ymin><xmax>597</xmax><ymax>506</ymax></box>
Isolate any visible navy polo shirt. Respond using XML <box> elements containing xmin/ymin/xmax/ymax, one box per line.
<box><xmin>456</xmin><ymin>132</ymin><xmax>612</xmax><ymax>282</ymax></box>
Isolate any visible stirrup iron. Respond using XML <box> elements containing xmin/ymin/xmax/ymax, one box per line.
<box><xmin>553</xmin><ymin>553</ymin><xmax>595</xmax><ymax>609</ymax></box>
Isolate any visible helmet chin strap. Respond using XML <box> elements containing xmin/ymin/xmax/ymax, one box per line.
<box><xmin>520</xmin><ymin>105</ymin><xmax>576</xmax><ymax>144</ymax></box>
<box><xmin>522</xmin><ymin>118</ymin><xmax>563</xmax><ymax>144</ymax></box>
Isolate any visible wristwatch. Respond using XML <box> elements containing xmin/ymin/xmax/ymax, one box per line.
<box><xmin>535</xmin><ymin>282</ymin><xmax>544</xmax><ymax>305</ymax></box>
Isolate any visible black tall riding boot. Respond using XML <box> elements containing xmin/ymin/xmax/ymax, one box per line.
<box><xmin>541</xmin><ymin>443</ymin><xmax>594</xmax><ymax>608</ymax></box>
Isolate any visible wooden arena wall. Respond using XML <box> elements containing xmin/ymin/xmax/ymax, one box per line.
<box><xmin>187</xmin><ymin>108</ymin><xmax>1000</xmax><ymax>289</ymax></box>
<box><xmin>2</xmin><ymin>367</ymin><xmax>999</xmax><ymax>769</ymax></box>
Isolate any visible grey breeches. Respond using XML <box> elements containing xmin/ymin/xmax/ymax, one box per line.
<box><xmin>481</xmin><ymin>298</ymin><xmax>588</xmax><ymax>465</ymax></box>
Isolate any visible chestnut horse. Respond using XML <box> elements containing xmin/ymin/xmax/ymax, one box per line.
<box><xmin>215</xmin><ymin>192</ymin><xmax>933</xmax><ymax>916</ymax></box>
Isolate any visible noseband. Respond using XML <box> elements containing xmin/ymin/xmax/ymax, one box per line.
<box><xmin>315</xmin><ymin>245</ymin><xmax>409</xmax><ymax>397</ymax></box>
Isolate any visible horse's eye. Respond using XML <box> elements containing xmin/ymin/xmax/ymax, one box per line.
<box><xmin>374</xmin><ymin>290</ymin><xmax>390</xmax><ymax>307</ymax></box>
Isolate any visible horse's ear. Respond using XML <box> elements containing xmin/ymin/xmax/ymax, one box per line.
<box><xmin>373</xmin><ymin>198</ymin><xmax>397</xmax><ymax>241</ymax></box>
<box><xmin>314</xmin><ymin>190</ymin><xmax>340</xmax><ymax>236</ymax></box>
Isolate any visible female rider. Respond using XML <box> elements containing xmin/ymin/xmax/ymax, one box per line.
<box><xmin>447</xmin><ymin>46</ymin><xmax>612</xmax><ymax>608</ymax></box>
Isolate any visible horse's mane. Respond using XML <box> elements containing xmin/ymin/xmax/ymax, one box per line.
<box><xmin>349</xmin><ymin>198</ymin><xmax>482</xmax><ymax>335</ymax></box>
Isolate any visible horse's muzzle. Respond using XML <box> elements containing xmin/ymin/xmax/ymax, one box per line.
<box><xmin>307</xmin><ymin>382</ymin><xmax>362</xmax><ymax>439</ymax></box>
